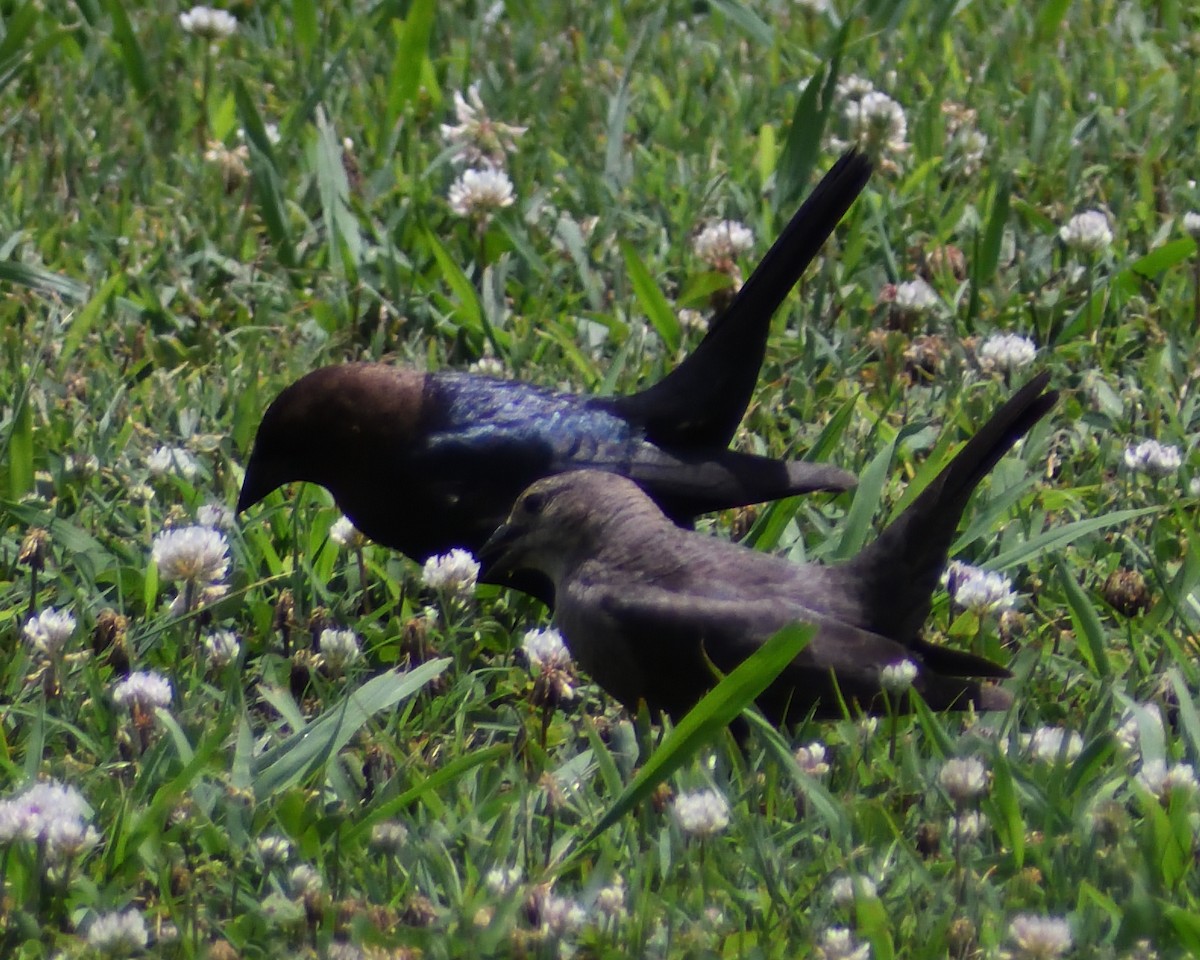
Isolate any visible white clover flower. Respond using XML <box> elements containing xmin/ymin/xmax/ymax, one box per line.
<box><xmin>672</xmin><ymin>788</ymin><xmax>730</xmax><ymax>837</ymax></box>
<box><xmin>1006</xmin><ymin>914</ymin><xmax>1072</xmax><ymax>959</ymax></box>
<box><xmin>830</xmin><ymin>874</ymin><xmax>877</xmax><ymax>907</ymax></box>
<box><xmin>440</xmin><ymin>83</ymin><xmax>527</xmax><ymax>166</ymax></box>
<box><xmin>23</xmin><ymin>607</ymin><xmax>76</xmax><ymax>658</ymax></box>
<box><xmin>1136</xmin><ymin>759</ymin><xmax>1199</xmax><ymax>801</ymax></box>
<box><xmin>835</xmin><ymin>74</ymin><xmax>876</xmax><ymax>103</ymax></box>
<box><xmin>318</xmin><ymin>629</ymin><xmax>362</xmax><ymax>673</ymax></box>
<box><xmin>1115</xmin><ymin>703</ymin><xmax>1164</xmax><ymax>755</ymax></box>
<box><xmin>65</xmin><ymin>453</ymin><xmax>100</xmax><ymax>478</ymax></box>
<box><xmin>146</xmin><ymin>445</ymin><xmax>200</xmax><ymax>480</ymax></box>
<box><xmin>203</xmin><ymin>630</ymin><xmax>241</xmax><ymax>669</ymax></box>
<box><xmin>1059</xmin><ymin>210</ymin><xmax>1112</xmax><ymax>252</ymax></box>
<box><xmin>448</xmin><ymin>167</ymin><xmax>515</xmax><ymax>218</ymax></box>
<box><xmin>422</xmin><ymin>548</ymin><xmax>480</xmax><ymax>601</ymax></box>
<box><xmin>539</xmin><ymin>892</ymin><xmax>588</xmax><ymax>936</ymax></box>
<box><xmin>677</xmin><ymin>308</ymin><xmax>706</xmax><ymax>332</ymax></box>
<box><xmin>892</xmin><ymin>278</ymin><xmax>939</xmax><ymax>316</ymax></box>
<box><xmin>485</xmin><ymin>865</ymin><xmax>523</xmax><ymax>894</ymax></box>
<box><xmin>329</xmin><ymin>515</ymin><xmax>365</xmax><ymax>548</ymax></box>
<box><xmin>112</xmin><ymin>671</ymin><xmax>172</xmax><ymax>711</ymax></box>
<box><xmin>947</xmin><ymin>810</ymin><xmax>989</xmax><ymax>843</ymax></box>
<box><xmin>946</xmin><ymin>561</ymin><xmax>1016</xmax><ymax>615</ymax></box>
<box><xmin>844</xmin><ymin>90</ymin><xmax>908</xmax><ymax>158</ymax></box>
<box><xmin>979</xmin><ymin>333</ymin><xmax>1037</xmax><ymax>373</ymax></box>
<box><xmin>1022</xmin><ymin>726</ymin><xmax>1084</xmax><ymax>764</ymax></box>
<box><xmin>467</xmin><ymin>355</ymin><xmax>506</xmax><ymax>377</ymax></box>
<box><xmin>952</xmin><ymin>127</ymin><xmax>989</xmax><ymax>174</ymax></box>
<box><xmin>152</xmin><ymin>525</ymin><xmax>230</xmax><ymax>586</ymax></box>
<box><xmin>86</xmin><ymin>909</ymin><xmax>149</xmax><ymax>955</ymax></box>
<box><xmin>880</xmin><ymin>659</ymin><xmax>918</xmax><ymax>692</ymax></box>
<box><xmin>1124</xmin><ymin>439</ymin><xmax>1181</xmax><ymax>478</ymax></box>
<box><xmin>204</xmin><ymin>141</ymin><xmax>250</xmax><ymax>184</ymax></box>
<box><xmin>256</xmin><ymin>835</ymin><xmax>292</xmax><ymax>868</ymax></box>
<box><xmin>522</xmin><ymin>627</ymin><xmax>572</xmax><ymax>670</ymax></box>
<box><xmin>593</xmin><ymin>876</ymin><xmax>626</xmax><ymax>920</ymax></box>
<box><xmin>795</xmin><ymin>741</ymin><xmax>831</xmax><ymax>776</ymax></box>
<box><xmin>816</xmin><ymin>926</ymin><xmax>872</xmax><ymax>960</ymax></box>
<box><xmin>196</xmin><ymin>502</ymin><xmax>234</xmax><ymax>530</ymax></box>
<box><xmin>938</xmin><ymin>757</ymin><xmax>989</xmax><ymax>804</ymax></box>
<box><xmin>288</xmin><ymin>863</ymin><xmax>323</xmax><ymax>896</ymax></box>
<box><xmin>693</xmin><ymin>220</ymin><xmax>755</xmax><ymax>267</ymax></box>
<box><xmin>0</xmin><ymin>780</ymin><xmax>91</xmax><ymax>849</ymax></box>
<box><xmin>179</xmin><ymin>5</ymin><xmax>236</xmax><ymax>38</ymax></box>
<box><xmin>369</xmin><ymin>820</ymin><xmax>409</xmax><ymax>854</ymax></box>
<box><xmin>44</xmin><ymin>816</ymin><xmax>100</xmax><ymax>863</ymax></box>
<box><xmin>1184</xmin><ymin>211</ymin><xmax>1200</xmax><ymax>239</ymax></box>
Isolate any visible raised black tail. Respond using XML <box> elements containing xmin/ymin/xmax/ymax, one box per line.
<box><xmin>847</xmin><ymin>373</ymin><xmax>1057</xmax><ymax>644</ymax></box>
<box><xmin>610</xmin><ymin>150</ymin><xmax>872</xmax><ymax>449</ymax></box>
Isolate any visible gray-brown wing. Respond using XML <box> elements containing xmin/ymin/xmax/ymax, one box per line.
<box><xmin>559</xmin><ymin>574</ymin><xmax>908</xmax><ymax>722</ymax></box>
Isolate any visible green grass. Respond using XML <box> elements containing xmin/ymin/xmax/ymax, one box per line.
<box><xmin>2</xmin><ymin>0</ymin><xmax>1200</xmax><ymax>956</ymax></box>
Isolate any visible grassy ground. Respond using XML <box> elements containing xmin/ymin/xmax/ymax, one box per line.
<box><xmin>2</xmin><ymin>0</ymin><xmax>1200</xmax><ymax>956</ymax></box>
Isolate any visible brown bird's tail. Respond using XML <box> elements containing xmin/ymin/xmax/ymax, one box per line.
<box><xmin>845</xmin><ymin>373</ymin><xmax>1057</xmax><ymax>645</ymax></box>
<box><xmin>610</xmin><ymin>150</ymin><xmax>872</xmax><ymax>449</ymax></box>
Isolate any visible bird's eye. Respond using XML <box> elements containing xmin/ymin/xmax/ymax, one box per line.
<box><xmin>522</xmin><ymin>490</ymin><xmax>547</xmax><ymax>515</ymax></box>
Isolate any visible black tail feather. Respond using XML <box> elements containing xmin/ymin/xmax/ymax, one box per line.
<box><xmin>611</xmin><ymin>150</ymin><xmax>872</xmax><ymax>448</ymax></box>
<box><xmin>849</xmin><ymin>373</ymin><xmax>1057</xmax><ymax>643</ymax></box>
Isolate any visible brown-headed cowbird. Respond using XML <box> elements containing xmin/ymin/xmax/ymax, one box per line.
<box><xmin>238</xmin><ymin>152</ymin><xmax>872</xmax><ymax>567</ymax></box>
<box><xmin>478</xmin><ymin>374</ymin><xmax>1057</xmax><ymax>722</ymax></box>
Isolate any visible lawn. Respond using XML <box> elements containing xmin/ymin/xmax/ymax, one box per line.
<box><xmin>2</xmin><ymin>0</ymin><xmax>1199</xmax><ymax>957</ymax></box>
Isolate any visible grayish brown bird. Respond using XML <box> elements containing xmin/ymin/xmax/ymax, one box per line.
<box><xmin>479</xmin><ymin>374</ymin><xmax>1057</xmax><ymax>722</ymax></box>
<box><xmin>237</xmin><ymin>152</ymin><xmax>872</xmax><ymax>569</ymax></box>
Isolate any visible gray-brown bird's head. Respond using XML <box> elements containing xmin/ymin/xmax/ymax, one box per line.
<box><xmin>237</xmin><ymin>363</ymin><xmax>425</xmax><ymax>514</ymax></box>
<box><xmin>479</xmin><ymin>471</ymin><xmax>670</xmax><ymax>587</ymax></box>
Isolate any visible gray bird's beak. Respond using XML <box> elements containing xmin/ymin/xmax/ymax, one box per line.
<box><xmin>478</xmin><ymin>520</ymin><xmax>523</xmax><ymax>584</ymax></box>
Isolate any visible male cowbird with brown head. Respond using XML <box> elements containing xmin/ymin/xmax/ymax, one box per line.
<box><xmin>238</xmin><ymin>152</ymin><xmax>872</xmax><ymax>572</ymax></box>
<box><xmin>479</xmin><ymin>374</ymin><xmax>1057</xmax><ymax>722</ymax></box>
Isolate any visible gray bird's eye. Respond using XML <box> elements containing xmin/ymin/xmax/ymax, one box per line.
<box><xmin>522</xmin><ymin>490</ymin><xmax>548</xmax><ymax>515</ymax></box>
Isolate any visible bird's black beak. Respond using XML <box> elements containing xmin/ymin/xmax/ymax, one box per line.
<box><xmin>236</xmin><ymin>456</ymin><xmax>273</xmax><ymax>514</ymax></box>
<box><xmin>477</xmin><ymin>520</ymin><xmax>522</xmax><ymax>584</ymax></box>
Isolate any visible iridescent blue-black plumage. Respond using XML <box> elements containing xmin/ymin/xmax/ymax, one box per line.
<box><xmin>237</xmin><ymin>152</ymin><xmax>872</xmax><ymax>567</ymax></box>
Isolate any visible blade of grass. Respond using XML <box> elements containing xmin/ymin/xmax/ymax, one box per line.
<box><xmin>572</xmin><ymin>624</ymin><xmax>814</xmax><ymax>853</ymax></box>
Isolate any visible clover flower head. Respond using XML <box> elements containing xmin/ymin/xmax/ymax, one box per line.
<box><xmin>152</xmin><ymin>525</ymin><xmax>229</xmax><ymax>586</ymax></box>
<box><xmin>693</xmin><ymin>220</ymin><xmax>755</xmax><ymax>267</ymax></box>
<box><xmin>203</xmin><ymin>630</ymin><xmax>241</xmax><ymax>669</ymax></box>
<box><xmin>938</xmin><ymin>757</ymin><xmax>989</xmax><ymax>803</ymax></box>
<box><xmin>946</xmin><ymin>561</ymin><xmax>1016</xmax><ymax>615</ymax></box>
<box><xmin>23</xmin><ymin>607</ymin><xmax>76</xmax><ymax>658</ymax></box>
<box><xmin>179</xmin><ymin>5</ymin><xmax>237</xmax><ymax>38</ymax></box>
<box><xmin>892</xmin><ymin>278</ymin><xmax>939</xmax><ymax>316</ymax></box>
<box><xmin>672</xmin><ymin>788</ymin><xmax>730</xmax><ymax>837</ymax></box>
<box><xmin>795</xmin><ymin>741</ymin><xmax>831</xmax><ymax>776</ymax></box>
<box><xmin>816</xmin><ymin>926</ymin><xmax>872</xmax><ymax>960</ymax></box>
<box><xmin>1124</xmin><ymin>439</ymin><xmax>1181</xmax><ymax>478</ymax></box>
<box><xmin>147</xmin><ymin>445</ymin><xmax>200</xmax><ymax>480</ymax></box>
<box><xmin>440</xmin><ymin>83</ymin><xmax>527</xmax><ymax>166</ymax></box>
<box><xmin>448</xmin><ymin>167</ymin><xmax>515</xmax><ymax>218</ymax></box>
<box><xmin>979</xmin><ymin>333</ymin><xmax>1037</xmax><ymax>372</ymax></box>
<box><xmin>1059</xmin><ymin>210</ymin><xmax>1112</xmax><ymax>252</ymax></box>
<box><xmin>1136</xmin><ymin>759</ymin><xmax>1199</xmax><ymax>801</ymax></box>
<box><xmin>1022</xmin><ymin>726</ymin><xmax>1084</xmax><ymax>764</ymax></box>
<box><xmin>880</xmin><ymin>659</ymin><xmax>918</xmax><ymax>692</ymax></box>
<box><xmin>422</xmin><ymin>548</ymin><xmax>480</xmax><ymax>601</ymax></box>
<box><xmin>329</xmin><ymin>515</ymin><xmax>365</xmax><ymax>548</ymax></box>
<box><xmin>112</xmin><ymin>671</ymin><xmax>173</xmax><ymax>710</ymax></box>
<box><xmin>318</xmin><ymin>629</ymin><xmax>362</xmax><ymax>673</ymax></box>
<box><xmin>1006</xmin><ymin>914</ymin><xmax>1072</xmax><ymax>959</ymax></box>
<box><xmin>86</xmin><ymin>909</ymin><xmax>149</xmax><ymax>955</ymax></box>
